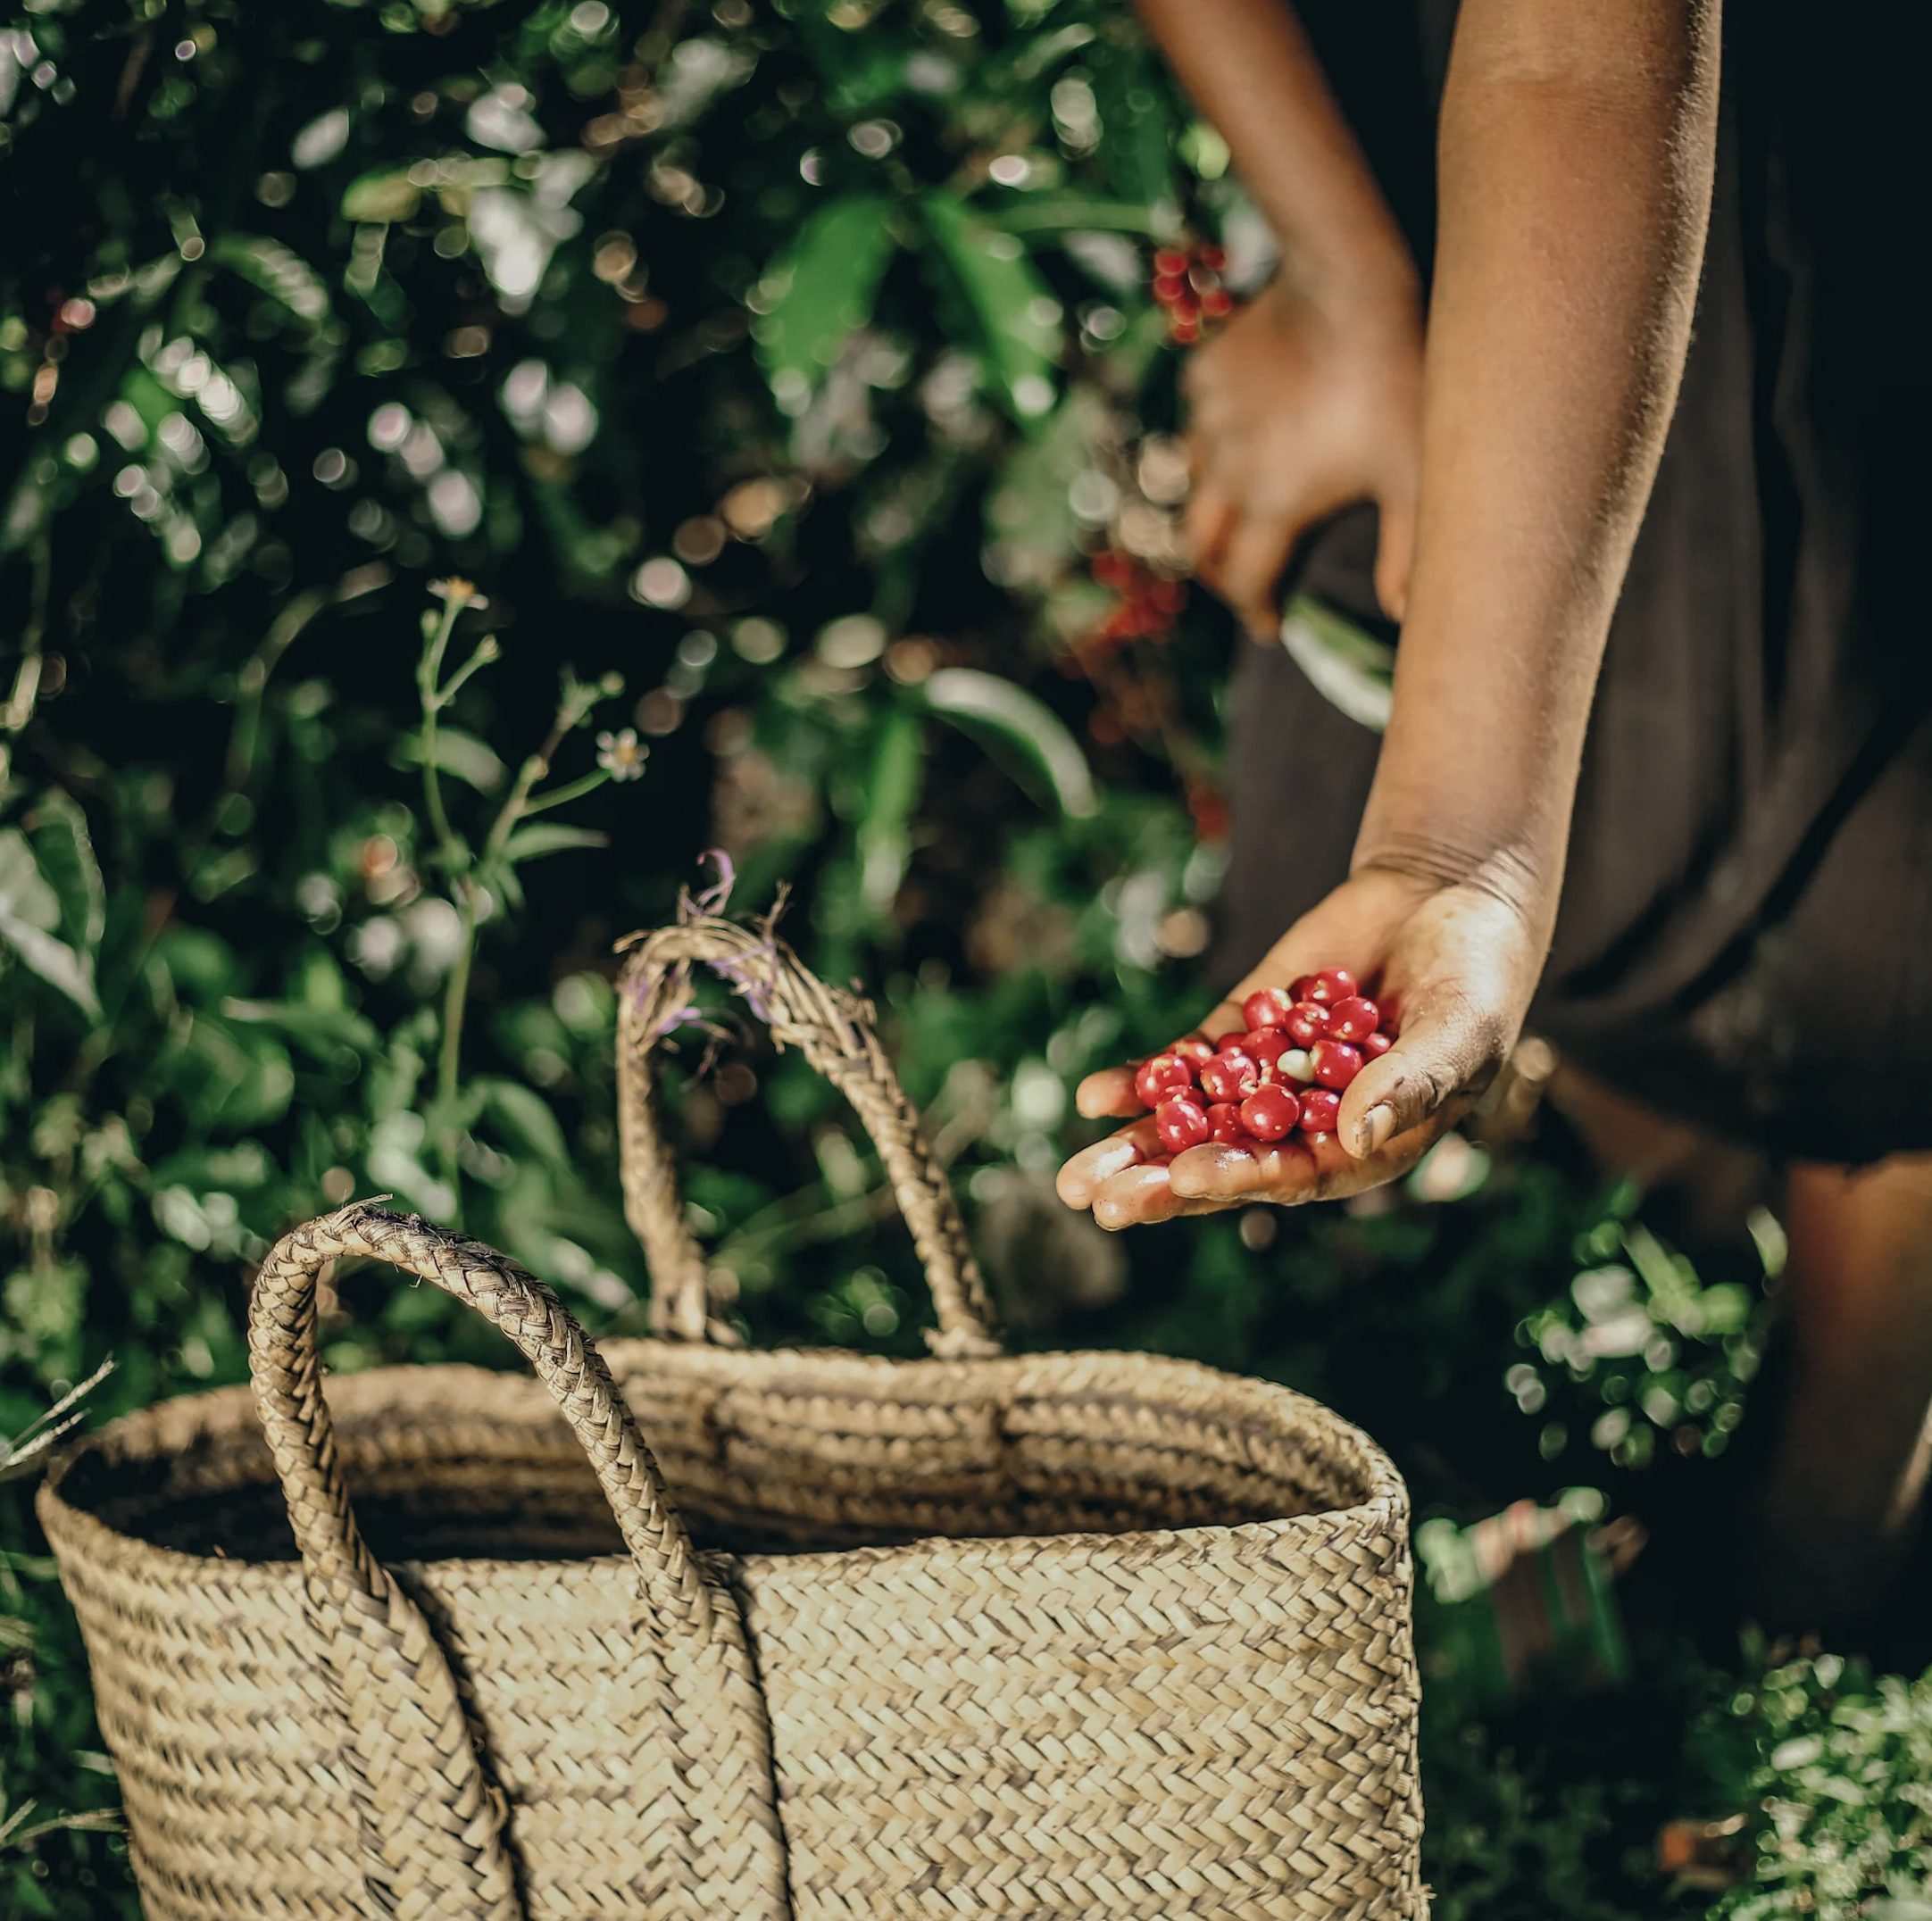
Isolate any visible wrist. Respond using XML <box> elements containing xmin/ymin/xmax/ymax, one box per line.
<box><xmin>1270</xmin><ymin>211</ymin><xmax>1420</xmax><ymax>330</ymax></box>
<box><xmin>1349</xmin><ymin>833</ymin><xmax>1561</xmax><ymax>944</ymax></box>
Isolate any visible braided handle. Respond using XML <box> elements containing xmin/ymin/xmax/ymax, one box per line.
<box><xmin>248</xmin><ymin>1203</ymin><xmax>714</xmax><ymax>1916</ymax></box>
<box><xmin>616</xmin><ymin>915</ymin><xmax>1003</xmax><ymax>1359</ymax></box>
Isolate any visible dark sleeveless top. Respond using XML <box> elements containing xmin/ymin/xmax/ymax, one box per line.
<box><xmin>1215</xmin><ymin>0</ymin><xmax>1932</xmax><ymax>1163</ymax></box>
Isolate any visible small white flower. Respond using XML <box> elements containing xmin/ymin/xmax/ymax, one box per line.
<box><xmin>597</xmin><ymin>728</ymin><xmax>646</xmax><ymax>781</ymax></box>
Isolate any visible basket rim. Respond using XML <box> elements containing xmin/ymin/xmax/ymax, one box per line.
<box><xmin>39</xmin><ymin>1344</ymin><xmax>1409</xmax><ymax>1591</ymax></box>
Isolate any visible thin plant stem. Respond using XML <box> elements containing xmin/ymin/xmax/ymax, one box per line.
<box><xmin>429</xmin><ymin>668</ymin><xmax>610</xmax><ymax>1200</ymax></box>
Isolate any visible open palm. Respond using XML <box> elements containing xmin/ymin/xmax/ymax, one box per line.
<box><xmin>1055</xmin><ymin>867</ymin><xmax>1545</xmax><ymax>1229</ymax></box>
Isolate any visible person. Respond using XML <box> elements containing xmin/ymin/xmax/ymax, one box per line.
<box><xmin>1056</xmin><ymin>0</ymin><xmax>1932</xmax><ymax>1632</ymax></box>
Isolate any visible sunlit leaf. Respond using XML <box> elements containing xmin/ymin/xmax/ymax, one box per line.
<box><xmin>919</xmin><ymin>195</ymin><xmax>1061</xmax><ymax>430</ymax></box>
<box><xmin>500</xmin><ymin>823</ymin><xmax>609</xmax><ymax>861</ymax></box>
<box><xmin>27</xmin><ymin>790</ymin><xmax>106</xmax><ymax>957</ymax></box>
<box><xmin>221</xmin><ymin>997</ymin><xmax>384</xmax><ymax>1061</ymax></box>
<box><xmin>474</xmin><ymin>1076</ymin><xmax>570</xmax><ymax>1171</ymax></box>
<box><xmin>208</xmin><ymin>235</ymin><xmax>334</xmax><ymax>333</ymax></box>
<box><xmin>146</xmin><ymin>1006</ymin><xmax>296</xmax><ymax>1127</ymax></box>
<box><xmin>0</xmin><ymin>828</ymin><xmax>60</xmax><ymax>934</ymax></box>
<box><xmin>857</xmin><ymin>708</ymin><xmax>924</xmax><ymax>919</ymax></box>
<box><xmin>393</xmin><ymin>727</ymin><xmax>508</xmax><ymax>793</ymax></box>
<box><xmin>989</xmin><ymin>197</ymin><xmax>1164</xmax><ymax>237</ymax></box>
<box><xmin>754</xmin><ymin>193</ymin><xmax>898</xmax><ymax>397</ymax></box>
<box><xmin>0</xmin><ymin>911</ymin><xmax>101</xmax><ymax>1020</ymax></box>
<box><xmin>920</xmin><ymin>668</ymin><xmax>1097</xmax><ymax>818</ymax></box>
<box><xmin>1278</xmin><ymin>594</ymin><xmax>1395</xmax><ymax>734</ymax></box>
<box><xmin>1090</xmin><ymin>43</ymin><xmax>1178</xmax><ymax>212</ymax></box>
<box><xmin>341</xmin><ymin>167</ymin><xmax>423</xmax><ymax>224</ymax></box>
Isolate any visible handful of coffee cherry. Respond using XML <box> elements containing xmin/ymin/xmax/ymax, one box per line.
<box><xmin>1128</xmin><ymin>969</ymin><xmax>1395</xmax><ymax>1160</ymax></box>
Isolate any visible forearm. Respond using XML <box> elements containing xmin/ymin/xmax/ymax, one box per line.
<box><xmin>1132</xmin><ymin>0</ymin><xmax>1416</xmax><ymax>309</ymax></box>
<box><xmin>1355</xmin><ymin>0</ymin><xmax>1720</xmax><ymax>933</ymax></box>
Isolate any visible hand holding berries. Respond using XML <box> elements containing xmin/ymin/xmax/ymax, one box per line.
<box><xmin>1062</xmin><ymin>812</ymin><xmax>1544</xmax><ymax>1227</ymax></box>
<box><xmin>1104</xmin><ymin>974</ymin><xmax>1396</xmax><ymax>1161</ymax></box>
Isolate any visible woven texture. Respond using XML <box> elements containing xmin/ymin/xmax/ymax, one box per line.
<box><xmin>40</xmin><ymin>911</ymin><xmax>1425</xmax><ymax>1919</ymax></box>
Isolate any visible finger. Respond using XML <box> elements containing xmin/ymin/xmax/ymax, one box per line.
<box><xmin>1056</xmin><ymin>1117</ymin><xmax>1162</xmax><ymax>1209</ymax></box>
<box><xmin>1337</xmin><ymin>990</ymin><xmax>1507</xmax><ymax>1160</ymax></box>
<box><xmin>1185</xmin><ymin>479</ymin><xmax>1238</xmax><ymax>586</ymax></box>
<box><xmin>1076</xmin><ymin>1064</ymin><xmax>1141</xmax><ymax>1120</ymax></box>
<box><xmin>1090</xmin><ymin>1160</ymin><xmax>1237</xmax><ymax>1231</ymax></box>
<box><xmin>1372</xmin><ymin>476</ymin><xmax>1417</xmax><ymax>624</ymax></box>
<box><xmin>1216</xmin><ymin>510</ymin><xmax>1305</xmax><ymax>641</ymax></box>
<box><xmin>1167</xmin><ymin>1135</ymin><xmax>1311</xmax><ymax>1202</ymax></box>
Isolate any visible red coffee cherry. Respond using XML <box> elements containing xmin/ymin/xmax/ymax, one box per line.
<box><xmin>1327</xmin><ymin>996</ymin><xmax>1381</xmax><ymax>1044</ymax></box>
<box><xmin>1244</xmin><ymin>1027</ymin><xmax>1292</xmax><ymax>1070</ymax></box>
<box><xmin>1297</xmin><ymin>1086</ymin><xmax>1341</xmax><ymax>1134</ymax></box>
<box><xmin>1213</xmin><ymin>1030</ymin><xmax>1250</xmax><ymax>1053</ymax></box>
<box><xmin>1199</xmin><ymin>1049</ymin><xmax>1261</xmax><ymax>1103</ymax></box>
<box><xmin>1284</xmin><ymin>1002</ymin><xmax>1330</xmax><ymax>1046</ymax></box>
<box><xmin>1242</xmin><ymin>988</ymin><xmax>1295</xmax><ymax>1032</ymax></box>
<box><xmin>1290</xmin><ymin>969</ymin><xmax>1357</xmax><ymax>1007</ymax></box>
<box><xmin>1170</xmin><ymin>1038</ymin><xmax>1215</xmax><ymax>1067</ymax></box>
<box><xmin>1206</xmin><ymin>1102</ymin><xmax>1252</xmax><ymax>1146</ymax></box>
<box><xmin>1239</xmin><ymin>1085</ymin><xmax>1301</xmax><ymax>1141</ymax></box>
<box><xmin>1135</xmin><ymin>1054</ymin><xmax>1197</xmax><ymax>1108</ymax></box>
<box><xmin>1362</xmin><ymin>1030</ymin><xmax>1394</xmax><ymax>1059</ymax></box>
<box><xmin>1154</xmin><ymin>1094</ymin><xmax>1211</xmax><ymax>1153</ymax></box>
<box><xmin>1310</xmin><ymin>1039</ymin><xmax>1363</xmax><ymax>1090</ymax></box>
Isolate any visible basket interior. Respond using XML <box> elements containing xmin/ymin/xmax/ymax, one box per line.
<box><xmin>55</xmin><ymin>1351</ymin><xmax>1388</xmax><ymax>1565</ymax></box>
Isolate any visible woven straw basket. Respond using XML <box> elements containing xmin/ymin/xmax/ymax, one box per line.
<box><xmin>40</xmin><ymin>913</ymin><xmax>1425</xmax><ymax>1921</ymax></box>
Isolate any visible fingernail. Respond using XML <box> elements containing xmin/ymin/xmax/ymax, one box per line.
<box><xmin>1357</xmin><ymin>1104</ymin><xmax>1396</xmax><ymax>1157</ymax></box>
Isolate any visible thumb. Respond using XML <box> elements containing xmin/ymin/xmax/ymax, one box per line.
<box><xmin>1372</xmin><ymin>478</ymin><xmax>1417</xmax><ymax>625</ymax></box>
<box><xmin>1336</xmin><ymin>986</ymin><xmax>1506</xmax><ymax>1160</ymax></box>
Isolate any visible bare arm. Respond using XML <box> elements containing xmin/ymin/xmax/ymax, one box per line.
<box><xmin>1133</xmin><ymin>0</ymin><xmax>1416</xmax><ymax>309</ymax></box>
<box><xmin>1133</xmin><ymin>0</ymin><xmax>1426</xmax><ymax>629</ymax></box>
<box><xmin>1062</xmin><ymin>0</ymin><xmax>1720</xmax><ymax>1226</ymax></box>
<box><xmin>1362</xmin><ymin>1</ymin><xmax>1719</xmax><ymax>940</ymax></box>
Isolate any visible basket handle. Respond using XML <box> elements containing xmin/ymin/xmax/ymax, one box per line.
<box><xmin>616</xmin><ymin>913</ymin><xmax>1003</xmax><ymax>1358</ymax></box>
<box><xmin>249</xmin><ymin>1202</ymin><xmax>712</xmax><ymax>1916</ymax></box>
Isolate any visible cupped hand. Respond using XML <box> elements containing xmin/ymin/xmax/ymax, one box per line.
<box><xmin>1055</xmin><ymin>867</ymin><xmax>1546</xmax><ymax>1229</ymax></box>
<box><xmin>1185</xmin><ymin>270</ymin><xmax>1423</xmax><ymax>636</ymax></box>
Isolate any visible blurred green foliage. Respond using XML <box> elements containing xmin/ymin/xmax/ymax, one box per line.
<box><xmin>0</xmin><ymin>0</ymin><xmax>1903</xmax><ymax>1915</ymax></box>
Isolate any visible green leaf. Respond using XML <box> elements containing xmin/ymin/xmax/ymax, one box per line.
<box><xmin>920</xmin><ymin>669</ymin><xmax>1097</xmax><ymax>819</ymax></box>
<box><xmin>365</xmin><ymin>1110</ymin><xmax>456</xmax><ymax>1221</ymax></box>
<box><xmin>153</xmin><ymin>1015</ymin><xmax>295</xmax><ymax>1129</ymax></box>
<box><xmin>473</xmin><ymin>1076</ymin><xmax>570</xmax><ymax>1171</ymax></box>
<box><xmin>754</xmin><ymin>193</ymin><xmax>898</xmax><ymax>396</ymax></box>
<box><xmin>392</xmin><ymin>727</ymin><xmax>508</xmax><ymax>793</ymax></box>
<box><xmin>1090</xmin><ymin>43</ymin><xmax>1179</xmax><ymax>212</ymax></box>
<box><xmin>919</xmin><ymin>195</ymin><xmax>1061</xmax><ymax>430</ymax></box>
<box><xmin>857</xmin><ymin>708</ymin><xmax>925</xmax><ymax>919</ymax></box>
<box><xmin>988</xmin><ymin>197</ymin><xmax>1164</xmax><ymax>237</ymax></box>
<box><xmin>207</xmin><ymin>235</ymin><xmax>334</xmax><ymax>333</ymax></box>
<box><xmin>221</xmin><ymin>997</ymin><xmax>385</xmax><ymax>1061</ymax></box>
<box><xmin>27</xmin><ymin>791</ymin><xmax>105</xmax><ymax>957</ymax></box>
<box><xmin>500</xmin><ymin>823</ymin><xmax>609</xmax><ymax>862</ymax></box>
<box><xmin>1278</xmin><ymin>594</ymin><xmax>1395</xmax><ymax>734</ymax></box>
<box><xmin>0</xmin><ymin>911</ymin><xmax>101</xmax><ymax>1020</ymax></box>
<box><xmin>0</xmin><ymin>829</ymin><xmax>60</xmax><ymax>934</ymax></box>
<box><xmin>340</xmin><ymin>167</ymin><xmax>423</xmax><ymax>224</ymax></box>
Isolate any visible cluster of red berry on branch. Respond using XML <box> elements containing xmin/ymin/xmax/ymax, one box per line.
<box><xmin>1153</xmin><ymin>241</ymin><xmax>1233</xmax><ymax>346</ymax></box>
<box><xmin>1128</xmin><ymin>968</ymin><xmax>1396</xmax><ymax>1161</ymax></box>
<box><xmin>1087</xmin><ymin>549</ymin><xmax>1187</xmax><ymax>647</ymax></box>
